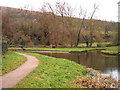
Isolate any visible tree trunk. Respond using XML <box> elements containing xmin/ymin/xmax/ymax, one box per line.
<box><xmin>89</xmin><ymin>33</ymin><xmax>93</xmax><ymax>47</ymax></box>
<box><xmin>75</xmin><ymin>30</ymin><xmax>80</xmax><ymax>47</ymax></box>
<box><xmin>86</xmin><ymin>41</ymin><xmax>89</xmax><ymax>47</ymax></box>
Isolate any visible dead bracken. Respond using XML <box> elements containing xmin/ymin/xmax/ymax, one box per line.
<box><xmin>72</xmin><ymin>73</ymin><xmax>118</xmax><ymax>88</ymax></box>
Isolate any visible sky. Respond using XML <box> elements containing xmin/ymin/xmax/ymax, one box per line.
<box><xmin>0</xmin><ymin>0</ymin><xmax>119</xmax><ymax>22</ymax></box>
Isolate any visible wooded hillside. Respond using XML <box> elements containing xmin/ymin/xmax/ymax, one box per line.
<box><xmin>1</xmin><ymin>4</ymin><xmax>118</xmax><ymax>47</ymax></box>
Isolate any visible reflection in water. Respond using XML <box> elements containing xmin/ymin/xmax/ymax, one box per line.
<box><xmin>37</xmin><ymin>50</ymin><xmax>119</xmax><ymax>80</ymax></box>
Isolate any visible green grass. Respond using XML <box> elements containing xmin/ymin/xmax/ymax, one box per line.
<box><xmin>101</xmin><ymin>50</ymin><xmax>118</xmax><ymax>55</ymax></box>
<box><xmin>9</xmin><ymin>47</ymin><xmax>94</xmax><ymax>51</ymax></box>
<box><xmin>101</xmin><ymin>46</ymin><xmax>119</xmax><ymax>55</ymax></box>
<box><xmin>8</xmin><ymin>47</ymin><xmax>101</xmax><ymax>51</ymax></box>
<box><xmin>15</xmin><ymin>52</ymin><xmax>87</xmax><ymax>88</ymax></box>
<box><xmin>2</xmin><ymin>51</ymin><xmax>27</xmax><ymax>75</ymax></box>
<box><xmin>9</xmin><ymin>46</ymin><xmax>119</xmax><ymax>52</ymax></box>
<box><xmin>9</xmin><ymin>42</ymin><xmax>112</xmax><ymax>51</ymax></box>
<box><xmin>78</xmin><ymin>42</ymin><xmax>112</xmax><ymax>47</ymax></box>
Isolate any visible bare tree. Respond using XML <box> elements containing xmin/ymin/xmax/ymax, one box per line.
<box><xmin>89</xmin><ymin>4</ymin><xmax>99</xmax><ymax>47</ymax></box>
<box><xmin>64</xmin><ymin>3</ymin><xmax>76</xmax><ymax>47</ymax></box>
<box><xmin>55</xmin><ymin>2</ymin><xmax>66</xmax><ymax>47</ymax></box>
<box><xmin>75</xmin><ymin>8</ymin><xmax>87</xmax><ymax>47</ymax></box>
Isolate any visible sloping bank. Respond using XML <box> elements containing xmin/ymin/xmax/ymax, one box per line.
<box><xmin>2</xmin><ymin>51</ymin><xmax>27</xmax><ymax>75</ymax></box>
<box><xmin>101</xmin><ymin>47</ymin><xmax>119</xmax><ymax>55</ymax></box>
<box><xmin>15</xmin><ymin>52</ymin><xmax>87</xmax><ymax>88</ymax></box>
<box><xmin>14</xmin><ymin>52</ymin><xmax>118</xmax><ymax>88</ymax></box>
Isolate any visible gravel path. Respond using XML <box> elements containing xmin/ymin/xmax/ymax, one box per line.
<box><xmin>0</xmin><ymin>53</ymin><xmax>39</xmax><ymax>88</ymax></box>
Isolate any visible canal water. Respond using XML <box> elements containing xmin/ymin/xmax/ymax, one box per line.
<box><xmin>37</xmin><ymin>50</ymin><xmax>119</xmax><ymax>80</ymax></box>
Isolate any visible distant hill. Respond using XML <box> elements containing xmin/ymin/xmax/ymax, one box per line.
<box><xmin>1</xmin><ymin>6</ymin><xmax>118</xmax><ymax>47</ymax></box>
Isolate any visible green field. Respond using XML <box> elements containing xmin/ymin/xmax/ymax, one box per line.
<box><xmin>2</xmin><ymin>51</ymin><xmax>27</xmax><ymax>75</ymax></box>
<box><xmin>15</xmin><ymin>52</ymin><xmax>87</xmax><ymax>88</ymax></box>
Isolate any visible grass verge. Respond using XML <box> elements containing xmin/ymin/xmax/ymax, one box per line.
<box><xmin>9</xmin><ymin>46</ymin><xmax>119</xmax><ymax>52</ymax></box>
<box><xmin>101</xmin><ymin>46</ymin><xmax>119</xmax><ymax>55</ymax></box>
<box><xmin>15</xmin><ymin>52</ymin><xmax>87</xmax><ymax>88</ymax></box>
<box><xmin>78</xmin><ymin>42</ymin><xmax>112</xmax><ymax>47</ymax></box>
<box><xmin>8</xmin><ymin>46</ymin><xmax>114</xmax><ymax>51</ymax></box>
<box><xmin>2</xmin><ymin>51</ymin><xmax>27</xmax><ymax>75</ymax></box>
<box><xmin>9</xmin><ymin>47</ymin><xmax>94</xmax><ymax>51</ymax></box>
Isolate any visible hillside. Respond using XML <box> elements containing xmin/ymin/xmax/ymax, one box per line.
<box><xmin>1</xmin><ymin>6</ymin><xmax>118</xmax><ymax>47</ymax></box>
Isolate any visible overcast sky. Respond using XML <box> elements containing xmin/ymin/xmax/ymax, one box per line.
<box><xmin>0</xmin><ymin>0</ymin><xmax>119</xmax><ymax>22</ymax></box>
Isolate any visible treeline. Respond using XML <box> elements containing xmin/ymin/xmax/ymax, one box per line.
<box><xmin>1</xmin><ymin>2</ymin><xmax>118</xmax><ymax>47</ymax></box>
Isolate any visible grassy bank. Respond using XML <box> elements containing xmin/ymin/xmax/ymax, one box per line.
<box><xmin>2</xmin><ymin>51</ymin><xmax>27</xmax><ymax>75</ymax></box>
<box><xmin>78</xmin><ymin>42</ymin><xmax>112</xmax><ymax>47</ymax></box>
<box><xmin>15</xmin><ymin>52</ymin><xmax>87</xmax><ymax>88</ymax></box>
<box><xmin>9</xmin><ymin>47</ymin><xmax>94</xmax><ymax>51</ymax></box>
<box><xmin>101</xmin><ymin>46</ymin><xmax>119</xmax><ymax>55</ymax></box>
<box><xmin>9</xmin><ymin>46</ymin><xmax>119</xmax><ymax>52</ymax></box>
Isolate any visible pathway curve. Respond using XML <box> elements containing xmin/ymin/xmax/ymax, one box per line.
<box><xmin>1</xmin><ymin>53</ymin><xmax>39</xmax><ymax>88</ymax></box>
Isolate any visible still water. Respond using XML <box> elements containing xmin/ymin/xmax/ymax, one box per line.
<box><xmin>37</xmin><ymin>50</ymin><xmax>119</xmax><ymax>80</ymax></box>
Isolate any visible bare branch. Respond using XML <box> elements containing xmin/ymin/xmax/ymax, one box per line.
<box><xmin>90</xmin><ymin>4</ymin><xmax>99</xmax><ymax>20</ymax></box>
